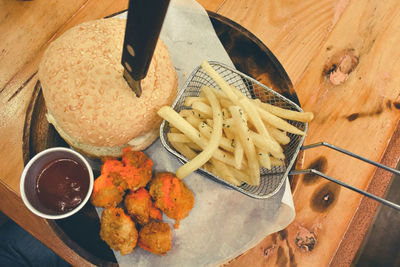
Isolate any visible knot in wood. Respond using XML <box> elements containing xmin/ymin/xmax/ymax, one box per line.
<box><xmin>323</xmin><ymin>49</ymin><xmax>359</xmax><ymax>85</ymax></box>
<box><xmin>295</xmin><ymin>226</ymin><xmax>317</xmax><ymax>252</ymax></box>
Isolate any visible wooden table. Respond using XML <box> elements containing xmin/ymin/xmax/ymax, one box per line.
<box><xmin>1</xmin><ymin>0</ymin><xmax>399</xmax><ymax>266</ymax></box>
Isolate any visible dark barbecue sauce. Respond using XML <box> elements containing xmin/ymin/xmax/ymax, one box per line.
<box><xmin>36</xmin><ymin>158</ymin><xmax>90</xmax><ymax>213</ymax></box>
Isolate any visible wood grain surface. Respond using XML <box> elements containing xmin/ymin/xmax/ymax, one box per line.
<box><xmin>22</xmin><ymin>12</ymin><xmax>298</xmax><ymax>264</ymax></box>
<box><xmin>1</xmin><ymin>0</ymin><xmax>399</xmax><ymax>266</ymax></box>
<box><xmin>216</xmin><ymin>0</ymin><xmax>350</xmax><ymax>87</ymax></box>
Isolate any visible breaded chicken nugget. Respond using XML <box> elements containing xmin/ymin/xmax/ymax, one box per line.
<box><xmin>124</xmin><ymin>188</ymin><xmax>162</xmax><ymax>225</ymax></box>
<box><xmin>92</xmin><ymin>148</ymin><xmax>154</xmax><ymax>208</ymax></box>
<box><xmin>100</xmin><ymin>207</ymin><xmax>138</xmax><ymax>255</ymax></box>
<box><xmin>120</xmin><ymin>147</ymin><xmax>154</xmax><ymax>191</ymax></box>
<box><xmin>138</xmin><ymin>221</ymin><xmax>172</xmax><ymax>255</ymax></box>
<box><xmin>149</xmin><ymin>172</ymin><xmax>194</xmax><ymax>228</ymax></box>
<box><xmin>149</xmin><ymin>203</ymin><xmax>162</xmax><ymax>222</ymax></box>
<box><xmin>91</xmin><ymin>173</ymin><xmax>125</xmax><ymax>208</ymax></box>
<box><xmin>101</xmin><ymin>158</ymin><xmax>125</xmax><ymax>176</ymax></box>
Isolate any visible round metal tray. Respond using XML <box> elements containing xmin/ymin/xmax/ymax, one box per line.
<box><xmin>22</xmin><ymin>11</ymin><xmax>296</xmax><ymax>266</ymax></box>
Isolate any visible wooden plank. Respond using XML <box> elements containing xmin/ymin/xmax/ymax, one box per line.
<box><xmin>1</xmin><ymin>0</ymin><xmax>398</xmax><ymax>266</ymax></box>
<box><xmin>230</xmin><ymin>1</ymin><xmax>400</xmax><ymax>266</ymax></box>
<box><xmin>222</xmin><ymin>0</ymin><xmax>400</xmax><ymax>266</ymax></box>
<box><xmin>0</xmin><ymin>73</ymin><xmax>37</xmax><ymax>190</ymax></box>
<box><xmin>0</xmin><ymin>0</ymin><xmax>87</xmax><ymax>91</ymax></box>
<box><xmin>215</xmin><ymin>0</ymin><xmax>350</xmax><ymax>86</ymax></box>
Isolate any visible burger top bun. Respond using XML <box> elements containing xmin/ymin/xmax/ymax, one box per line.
<box><xmin>38</xmin><ymin>18</ymin><xmax>177</xmax><ymax>158</ymax></box>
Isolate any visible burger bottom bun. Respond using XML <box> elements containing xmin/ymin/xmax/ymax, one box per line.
<box><xmin>47</xmin><ymin>112</ymin><xmax>158</xmax><ymax>158</ymax></box>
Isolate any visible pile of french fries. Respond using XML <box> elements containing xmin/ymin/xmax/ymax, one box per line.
<box><xmin>157</xmin><ymin>61</ymin><xmax>313</xmax><ymax>186</ymax></box>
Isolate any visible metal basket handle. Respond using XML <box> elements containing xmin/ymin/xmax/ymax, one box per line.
<box><xmin>289</xmin><ymin>142</ymin><xmax>400</xmax><ymax>211</ymax></box>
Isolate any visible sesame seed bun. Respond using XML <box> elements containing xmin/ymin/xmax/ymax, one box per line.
<box><xmin>38</xmin><ymin>18</ymin><xmax>177</xmax><ymax>158</ymax></box>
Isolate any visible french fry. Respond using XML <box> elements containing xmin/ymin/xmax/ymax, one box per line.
<box><xmin>254</xmin><ymin>99</ymin><xmax>314</xmax><ymax>122</ymax></box>
<box><xmin>270</xmin><ymin>150</ymin><xmax>285</xmax><ymax>160</ymax></box>
<box><xmin>221</xmin><ymin>108</ymin><xmax>230</xmax><ymax>120</ymax></box>
<box><xmin>202</xmin><ymin>162</ymin><xmax>215</xmax><ymax>173</ymax></box>
<box><xmin>229</xmin><ymin>168</ymin><xmax>249</xmax><ymax>185</ymax></box>
<box><xmin>159</xmin><ymin>106</ymin><xmax>203</xmax><ymax>143</ymax></box>
<box><xmin>198</xmin><ymin>122</ymin><xmax>235</xmax><ymax>152</ymax></box>
<box><xmin>270</xmin><ymin>157</ymin><xmax>285</xmax><ymax>167</ymax></box>
<box><xmin>192</xmin><ymin>101</ymin><xmax>212</xmax><ymax>118</ymax></box>
<box><xmin>265</xmin><ymin>124</ymin><xmax>291</xmax><ymax>145</ymax></box>
<box><xmin>257</xmin><ymin>149</ymin><xmax>271</xmax><ymax>170</ymax></box>
<box><xmin>209</xmin><ymin>158</ymin><xmax>242</xmax><ymax>186</ymax></box>
<box><xmin>186</xmin><ymin>142</ymin><xmax>202</xmax><ymax>151</ymax></box>
<box><xmin>167</xmin><ymin>133</ymin><xmax>191</xmax><ymax>143</ymax></box>
<box><xmin>221</xmin><ymin>108</ymin><xmax>233</xmax><ymax>139</ymax></box>
<box><xmin>219</xmin><ymin>98</ymin><xmax>234</xmax><ymax>109</ymax></box>
<box><xmin>186</xmin><ymin>116</ymin><xmax>203</xmax><ymax>129</ymax></box>
<box><xmin>179</xmin><ymin>109</ymin><xmax>194</xmax><ymax>118</ymax></box>
<box><xmin>184</xmin><ymin>96</ymin><xmax>208</xmax><ymax>107</ymax></box>
<box><xmin>158</xmin><ymin>106</ymin><xmax>237</xmax><ymax>167</ymax></box>
<box><xmin>249</xmin><ymin>130</ymin><xmax>283</xmax><ymax>155</ymax></box>
<box><xmin>234</xmin><ymin>139</ymin><xmax>244</xmax><ymax>169</ymax></box>
<box><xmin>205</xmin><ymin>119</ymin><xmax>213</xmax><ymax>127</ymax></box>
<box><xmin>238</xmin><ymin>97</ymin><xmax>279</xmax><ymax>146</ymax></box>
<box><xmin>202</xmin><ymin>61</ymin><xmax>288</xmax><ymax>148</ymax></box>
<box><xmin>222</xmin><ymin>118</ymin><xmax>234</xmax><ymax>128</ymax></box>
<box><xmin>201</xmin><ymin>62</ymin><xmax>239</xmax><ymax>102</ymax></box>
<box><xmin>180</xmin><ymin>109</ymin><xmax>203</xmax><ymax>128</ymax></box>
<box><xmin>176</xmin><ymin>87</ymin><xmax>223</xmax><ymax>178</ymax></box>
<box><xmin>229</xmin><ymin>105</ymin><xmax>260</xmax><ymax>185</ymax></box>
<box><xmin>206</xmin><ymin>118</ymin><xmax>234</xmax><ymax>130</ymax></box>
<box><xmin>229</xmin><ymin>83</ymin><xmax>306</xmax><ymax>136</ymax></box>
<box><xmin>202</xmin><ymin>86</ymin><xmax>228</xmax><ymax>100</ymax></box>
<box><xmin>256</xmin><ymin>105</ymin><xmax>306</xmax><ymax>136</ymax></box>
<box><xmin>214</xmin><ymin>117</ymin><xmax>284</xmax><ymax>155</ymax></box>
<box><xmin>170</xmin><ymin>142</ymin><xmax>197</xmax><ymax>160</ymax></box>
<box><xmin>169</xmin><ymin>127</ymin><xmax>180</xmax><ymax>133</ymax></box>
<box><xmin>180</xmin><ymin>109</ymin><xmax>206</xmax><ymax>120</ymax></box>
<box><xmin>223</xmin><ymin>125</ymin><xmax>234</xmax><ymax>140</ymax></box>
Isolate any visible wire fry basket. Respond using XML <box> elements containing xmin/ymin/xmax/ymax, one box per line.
<box><xmin>159</xmin><ymin>61</ymin><xmax>308</xmax><ymax>199</ymax></box>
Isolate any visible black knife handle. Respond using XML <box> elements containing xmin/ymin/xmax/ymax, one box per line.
<box><xmin>122</xmin><ymin>0</ymin><xmax>171</xmax><ymax>81</ymax></box>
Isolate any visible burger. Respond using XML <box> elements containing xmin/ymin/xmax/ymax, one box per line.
<box><xmin>38</xmin><ymin>18</ymin><xmax>177</xmax><ymax>158</ymax></box>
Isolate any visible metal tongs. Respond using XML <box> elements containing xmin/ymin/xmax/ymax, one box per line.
<box><xmin>290</xmin><ymin>142</ymin><xmax>400</xmax><ymax>211</ymax></box>
<box><xmin>122</xmin><ymin>0</ymin><xmax>171</xmax><ymax>97</ymax></box>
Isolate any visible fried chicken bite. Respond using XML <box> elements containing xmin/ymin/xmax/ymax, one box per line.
<box><xmin>119</xmin><ymin>147</ymin><xmax>154</xmax><ymax>191</ymax></box>
<box><xmin>149</xmin><ymin>172</ymin><xmax>194</xmax><ymax>228</ymax></box>
<box><xmin>100</xmin><ymin>207</ymin><xmax>138</xmax><ymax>255</ymax></box>
<box><xmin>91</xmin><ymin>173</ymin><xmax>125</xmax><ymax>208</ymax></box>
<box><xmin>92</xmin><ymin>148</ymin><xmax>153</xmax><ymax>206</ymax></box>
<box><xmin>101</xmin><ymin>158</ymin><xmax>130</xmax><ymax>191</ymax></box>
<box><xmin>138</xmin><ymin>221</ymin><xmax>172</xmax><ymax>255</ymax></box>
<box><xmin>149</xmin><ymin>204</ymin><xmax>162</xmax><ymax>222</ymax></box>
<box><xmin>101</xmin><ymin>158</ymin><xmax>124</xmax><ymax>175</ymax></box>
<box><xmin>124</xmin><ymin>188</ymin><xmax>162</xmax><ymax>225</ymax></box>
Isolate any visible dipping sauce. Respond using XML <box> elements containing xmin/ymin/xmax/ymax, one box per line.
<box><xmin>36</xmin><ymin>158</ymin><xmax>90</xmax><ymax>213</ymax></box>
